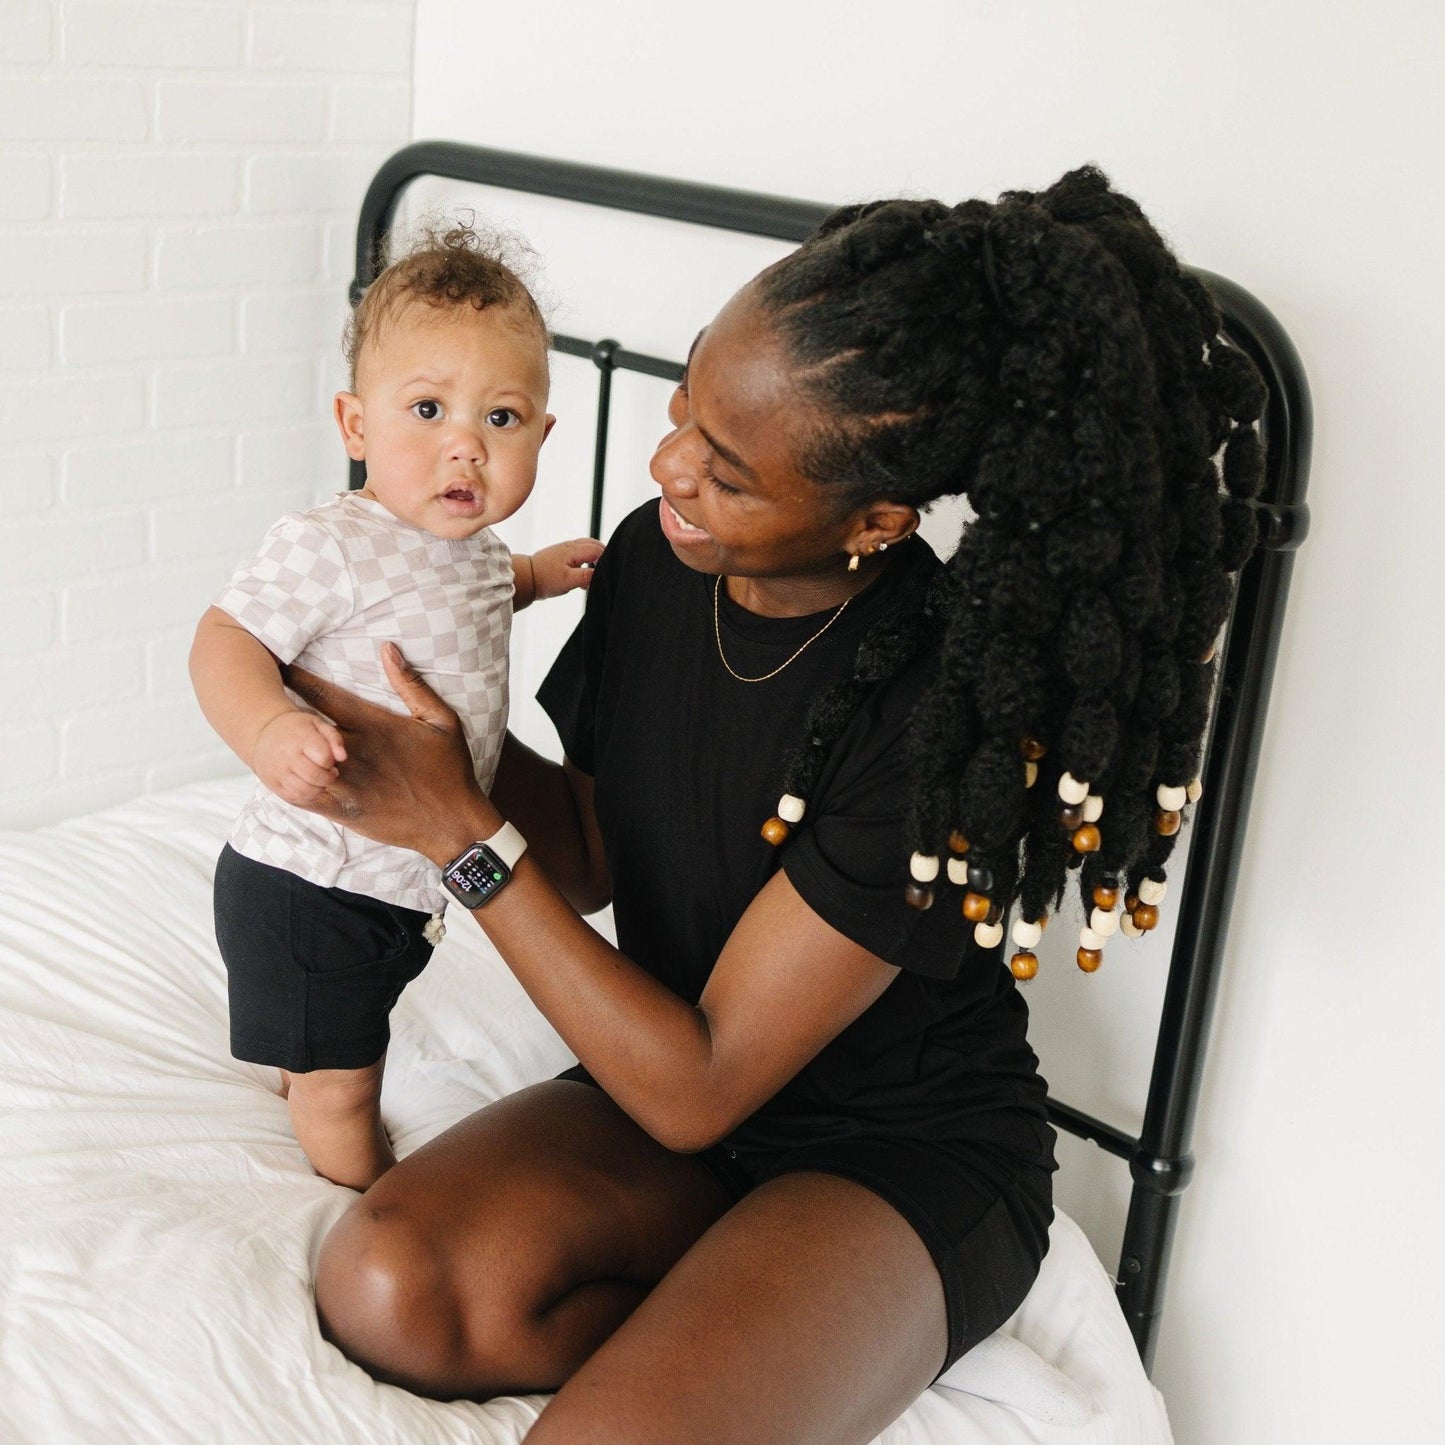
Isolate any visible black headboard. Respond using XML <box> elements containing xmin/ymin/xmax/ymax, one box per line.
<box><xmin>349</xmin><ymin>142</ymin><xmax>1312</xmax><ymax>1372</ymax></box>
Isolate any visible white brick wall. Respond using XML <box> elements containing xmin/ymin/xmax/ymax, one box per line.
<box><xmin>1</xmin><ymin>0</ymin><xmax>417</xmax><ymax>828</ymax></box>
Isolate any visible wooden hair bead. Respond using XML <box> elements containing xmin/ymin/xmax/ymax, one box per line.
<box><xmin>761</xmin><ymin>817</ymin><xmax>790</xmax><ymax>846</ymax></box>
<box><xmin>1125</xmin><ymin>891</ymin><xmax>1140</xmax><ymax>914</ymax></box>
<box><xmin>1059</xmin><ymin>803</ymin><xmax>1084</xmax><ymax>830</ymax></box>
<box><xmin>909</xmin><ymin>852</ymin><xmax>940</xmax><ymax>884</ymax></box>
<box><xmin>966</xmin><ymin>862</ymin><xmax>994</xmax><ymax>894</ymax></box>
<box><xmin>1155</xmin><ymin>809</ymin><xmax>1182</xmax><ymax>837</ymax></box>
<box><xmin>1020</xmin><ymin>736</ymin><xmax>1048</xmax><ymax>761</ymax></box>
<box><xmin>1024</xmin><ymin>761</ymin><xmax>1039</xmax><ymax>789</ymax></box>
<box><xmin>1156</xmin><ymin>783</ymin><xmax>1187</xmax><ymax>812</ymax></box>
<box><xmin>1082</xmin><ymin>794</ymin><xmax>1104</xmax><ymax>823</ymax></box>
<box><xmin>1010</xmin><ymin>950</ymin><xmax>1039</xmax><ymax>981</ymax></box>
<box><xmin>985</xmin><ymin>901</ymin><xmax>1004</xmax><ymax>925</ymax></box>
<box><xmin>1133</xmin><ymin>902</ymin><xmax>1160</xmax><ymax>931</ymax></box>
<box><xmin>904</xmin><ymin>881</ymin><xmax>935</xmax><ymax>911</ymax></box>
<box><xmin>1072</xmin><ymin>824</ymin><xmax>1101</xmax><ymax>854</ymax></box>
<box><xmin>1137</xmin><ymin>877</ymin><xmax>1167</xmax><ymax>906</ymax></box>
<box><xmin>1089</xmin><ymin>906</ymin><xmax>1119</xmax><ymax>938</ymax></box>
<box><xmin>962</xmin><ymin>891</ymin><xmax>992</xmax><ymax>923</ymax></box>
<box><xmin>1186</xmin><ymin>778</ymin><xmax>1204</xmax><ymax>804</ymax></box>
<box><xmin>973</xmin><ymin>920</ymin><xmax>1004</xmax><ymax>949</ymax></box>
<box><xmin>1093</xmin><ymin>885</ymin><xmax>1119</xmax><ymax>910</ymax></box>
<box><xmin>1012</xmin><ymin>918</ymin><xmax>1043</xmax><ymax>950</ymax></box>
<box><xmin>948</xmin><ymin>830</ymin><xmax>971</xmax><ymax>855</ymax></box>
<box><xmin>777</xmin><ymin>793</ymin><xmax>806</xmax><ymax>824</ymax></box>
<box><xmin>1076</xmin><ymin>946</ymin><xmax>1103</xmax><ymax>973</ymax></box>
<box><xmin>1120</xmin><ymin>912</ymin><xmax>1144</xmax><ymax>939</ymax></box>
<box><xmin>1058</xmin><ymin>772</ymin><xmax>1089</xmax><ymax>806</ymax></box>
<box><xmin>946</xmin><ymin>857</ymin><xmax>969</xmax><ymax>886</ymax></box>
<box><xmin>1079</xmin><ymin>926</ymin><xmax>1104</xmax><ymax>951</ymax></box>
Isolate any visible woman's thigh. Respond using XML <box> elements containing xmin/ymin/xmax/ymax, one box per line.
<box><xmin>314</xmin><ymin>1079</ymin><xmax>735</xmax><ymax>1397</ymax></box>
<box><xmin>527</xmin><ymin>1170</ymin><xmax>949</xmax><ymax>1445</ymax></box>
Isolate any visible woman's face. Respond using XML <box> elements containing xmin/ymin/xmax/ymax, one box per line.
<box><xmin>649</xmin><ymin>283</ymin><xmax>858</xmax><ymax>580</ymax></box>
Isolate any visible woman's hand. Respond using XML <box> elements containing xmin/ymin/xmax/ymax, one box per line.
<box><xmin>282</xmin><ymin>644</ymin><xmax>498</xmax><ymax>864</ymax></box>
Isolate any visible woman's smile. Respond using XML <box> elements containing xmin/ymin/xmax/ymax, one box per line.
<box><xmin>658</xmin><ymin>497</ymin><xmax>712</xmax><ymax>546</ymax></box>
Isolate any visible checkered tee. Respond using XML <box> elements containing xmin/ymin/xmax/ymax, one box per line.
<box><xmin>214</xmin><ymin>491</ymin><xmax>513</xmax><ymax>912</ymax></box>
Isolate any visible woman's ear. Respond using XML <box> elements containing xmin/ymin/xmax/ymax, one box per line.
<box><xmin>334</xmin><ymin>392</ymin><xmax>366</xmax><ymax>461</ymax></box>
<box><xmin>852</xmin><ymin>500</ymin><xmax>920</xmax><ymax>554</ymax></box>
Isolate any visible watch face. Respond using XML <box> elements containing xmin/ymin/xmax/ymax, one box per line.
<box><xmin>444</xmin><ymin>846</ymin><xmax>509</xmax><ymax>908</ymax></box>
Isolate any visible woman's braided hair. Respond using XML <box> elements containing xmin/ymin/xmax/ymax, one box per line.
<box><xmin>757</xmin><ymin>166</ymin><xmax>1266</xmax><ymax>968</ymax></box>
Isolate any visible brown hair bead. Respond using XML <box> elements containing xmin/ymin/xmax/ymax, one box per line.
<box><xmin>1076</xmin><ymin>946</ymin><xmax>1103</xmax><ymax>973</ymax></box>
<box><xmin>1059</xmin><ymin>803</ymin><xmax>1084</xmax><ymax>830</ymax></box>
<box><xmin>760</xmin><ymin>817</ymin><xmax>790</xmax><ymax>846</ymax></box>
<box><xmin>1155</xmin><ymin>809</ymin><xmax>1182</xmax><ymax>837</ymax></box>
<box><xmin>1125</xmin><ymin>891</ymin><xmax>1140</xmax><ymax>913</ymax></box>
<box><xmin>962</xmin><ymin>891</ymin><xmax>992</xmax><ymax>922</ymax></box>
<box><xmin>1072</xmin><ymin>824</ymin><xmax>1102</xmax><ymax>854</ymax></box>
<box><xmin>985</xmin><ymin>901</ymin><xmax>1004</xmax><ymax>926</ymax></box>
<box><xmin>1093</xmin><ymin>885</ymin><xmax>1119</xmax><ymax>910</ymax></box>
<box><xmin>948</xmin><ymin>830</ymin><xmax>971</xmax><ymax>855</ymax></box>
<box><xmin>1133</xmin><ymin>903</ymin><xmax>1160</xmax><ymax>931</ymax></box>
<box><xmin>1019</xmin><ymin>736</ymin><xmax>1048</xmax><ymax>761</ymax></box>
<box><xmin>1010</xmin><ymin>950</ymin><xmax>1039</xmax><ymax>981</ymax></box>
<box><xmin>904</xmin><ymin>881</ymin><xmax>935</xmax><ymax>911</ymax></box>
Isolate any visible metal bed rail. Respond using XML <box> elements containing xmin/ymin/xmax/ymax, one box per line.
<box><xmin>349</xmin><ymin>142</ymin><xmax>1312</xmax><ymax>1371</ymax></box>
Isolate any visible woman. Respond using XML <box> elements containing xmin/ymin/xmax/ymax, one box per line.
<box><xmin>291</xmin><ymin>166</ymin><xmax>1265</xmax><ymax>1443</ymax></box>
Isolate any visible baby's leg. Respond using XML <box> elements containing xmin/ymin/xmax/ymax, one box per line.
<box><xmin>286</xmin><ymin>1053</ymin><xmax>395</xmax><ymax>1190</ymax></box>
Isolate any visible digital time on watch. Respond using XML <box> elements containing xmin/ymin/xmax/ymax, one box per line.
<box><xmin>439</xmin><ymin>822</ymin><xmax>528</xmax><ymax>909</ymax></box>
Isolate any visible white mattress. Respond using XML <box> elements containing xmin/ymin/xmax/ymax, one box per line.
<box><xmin>0</xmin><ymin>779</ymin><xmax>1170</xmax><ymax>1444</ymax></box>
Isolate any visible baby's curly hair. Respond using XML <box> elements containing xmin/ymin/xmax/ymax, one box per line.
<box><xmin>758</xmin><ymin>166</ymin><xmax>1267</xmax><ymax>965</ymax></box>
<box><xmin>344</xmin><ymin>216</ymin><xmax>547</xmax><ymax>386</ymax></box>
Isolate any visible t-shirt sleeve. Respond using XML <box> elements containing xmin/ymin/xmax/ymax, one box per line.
<box><xmin>212</xmin><ymin>513</ymin><xmax>356</xmax><ymax>664</ymax></box>
<box><xmin>781</xmin><ymin>690</ymin><xmax>977</xmax><ymax>982</ymax></box>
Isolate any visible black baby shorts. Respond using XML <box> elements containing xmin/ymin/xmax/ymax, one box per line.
<box><xmin>213</xmin><ymin>844</ymin><xmax>435</xmax><ymax>1073</ymax></box>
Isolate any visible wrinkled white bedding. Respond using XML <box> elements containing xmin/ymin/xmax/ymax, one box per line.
<box><xmin>0</xmin><ymin>779</ymin><xmax>1170</xmax><ymax>1444</ymax></box>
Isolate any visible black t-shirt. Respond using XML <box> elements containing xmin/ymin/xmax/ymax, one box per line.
<box><xmin>538</xmin><ymin>501</ymin><xmax>1048</xmax><ymax>1165</ymax></box>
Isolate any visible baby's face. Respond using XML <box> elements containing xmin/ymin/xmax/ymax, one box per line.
<box><xmin>334</xmin><ymin>302</ymin><xmax>554</xmax><ymax>540</ymax></box>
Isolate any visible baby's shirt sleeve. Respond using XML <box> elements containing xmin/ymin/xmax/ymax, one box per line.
<box><xmin>212</xmin><ymin>512</ymin><xmax>356</xmax><ymax>663</ymax></box>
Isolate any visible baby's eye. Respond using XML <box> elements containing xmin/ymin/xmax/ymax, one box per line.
<box><xmin>411</xmin><ymin>399</ymin><xmax>441</xmax><ymax>421</ymax></box>
<box><xmin>486</xmin><ymin>408</ymin><xmax>520</xmax><ymax>428</ymax></box>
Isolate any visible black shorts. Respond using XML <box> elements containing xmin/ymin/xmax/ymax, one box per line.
<box><xmin>557</xmin><ymin>1064</ymin><xmax>1055</xmax><ymax>1376</ymax></box>
<box><xmin>214</xmin><ymin>844</ymin><xmax>436</xmax><ymax>1073</ymax></box>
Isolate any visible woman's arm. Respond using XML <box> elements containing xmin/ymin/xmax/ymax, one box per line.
<box><xmin>286</xmin><ymin>647</ymin><xmax>899</xmax><ymax>1154</ymax></box>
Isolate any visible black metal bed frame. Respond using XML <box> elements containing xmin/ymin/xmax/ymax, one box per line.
<box><xmin>350</xmin><ymin>141</ymin><xmax>1312</xmax><ymax>1373</ymax></box>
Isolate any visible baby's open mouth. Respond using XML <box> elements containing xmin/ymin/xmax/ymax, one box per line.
<box><xmin>443</xmin><ymin>486</ymin><xmax>479</xmax><ymax>503</ymax></box>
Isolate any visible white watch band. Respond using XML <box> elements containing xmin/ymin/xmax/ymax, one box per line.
<box><xmin>483</xmin><ymin>821</ymin><xmax>527</xmax><ymax>870</ymax></box>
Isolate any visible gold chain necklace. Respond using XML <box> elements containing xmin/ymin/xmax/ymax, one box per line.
<box><xmin>713</xmin><ymin>575</ymin><xmax>854</xmax><ymax>683</ymax></box>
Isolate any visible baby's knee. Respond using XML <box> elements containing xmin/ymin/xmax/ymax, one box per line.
<box><xmin>287</xmin><ymin>1062</ymin><xmax>383</xmax><ymax>1118</ymax></box>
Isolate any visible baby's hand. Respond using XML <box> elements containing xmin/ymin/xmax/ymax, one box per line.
<box><xmin>252</xmin><ymin>711</ymin><xmax>347</xmax><ymax>807</ymax></box>
<box><xmin>527</xmin><ymin>538</ymin><xmax>606</xmax><ymax>601</ymax></box>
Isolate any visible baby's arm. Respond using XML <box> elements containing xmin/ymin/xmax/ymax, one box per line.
<box><xmin>190</xmin><ymin>606</ymin><xmax>346</xmax><ymax>806</ymax></box>
<box><xmin>511</xmin><ymin>538</ymin><xmax>605</xmax><ymax>610</ymax></box>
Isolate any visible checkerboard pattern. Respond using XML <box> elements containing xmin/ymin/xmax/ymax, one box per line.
<box><xmin>215</xmin><ymin>492</ymin><xmax>512</xmax><ymax>911</ymax></box>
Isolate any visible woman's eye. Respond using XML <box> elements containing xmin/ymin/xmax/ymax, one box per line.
<box><xmin>486</xmin><ymin>408</ymin><xmax>520</xmax><ymax>428</ymax></box>
<box><xmin>701</xmin><ymin>456</ymin><xmax>740</xmax><ymax>496</ymax></box>
<box><xmin>412</xmin><ymin>399</ymin><xmax>441</xmax><ymax>420</ymax></box>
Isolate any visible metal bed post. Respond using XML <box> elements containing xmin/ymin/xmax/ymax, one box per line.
<box><xmin>348</xmin><ymin>144</ymin><xmax>1312</xmax><ymax>1371</ymax></box>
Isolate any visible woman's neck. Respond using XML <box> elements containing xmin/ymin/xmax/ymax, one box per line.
<box><xmin>725</xmin><ymin>557</ymin><xmax>887</xmax><ymax>618</ymax></box>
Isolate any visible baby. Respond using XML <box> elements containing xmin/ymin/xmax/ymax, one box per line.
<box><xmin>190</xmin><ymin>224</ymin><xmax>600</xmax><ymax>1190</ymax></box>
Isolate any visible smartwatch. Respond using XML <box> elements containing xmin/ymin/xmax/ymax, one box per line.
<box><xmin>440</xmin><ymin>823</ymin><xmax>528</xmax><ymax>909</ymax></box>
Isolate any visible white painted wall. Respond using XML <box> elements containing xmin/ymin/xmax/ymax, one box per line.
<box><xmin>412</xmin><ymin>2</ymin><xmax>1445</xmax><ymax>1441</ymax></box>
<box><xmin>0</xmin><ymin>0</ymin><xmax>416</xmax><ymax>826</ymax></box>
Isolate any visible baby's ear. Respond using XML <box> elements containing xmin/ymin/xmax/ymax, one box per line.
<box><xmin>334</xmin><ymin>392</ymin><xmax>366</xmax><ymax>460</ymax></box>
<box><xmin>542</xmin><ymin>413</ymin><xmax>557</xmax><ymax>443</ymax></box>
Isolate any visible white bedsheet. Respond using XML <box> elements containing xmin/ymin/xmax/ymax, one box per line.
<box><xmin>0</xmin><ymin>779</ymin><xmax>1170</xmax><ymax>1444</ymax></box>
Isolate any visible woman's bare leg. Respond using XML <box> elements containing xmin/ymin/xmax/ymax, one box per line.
<box><xmin>314</xmin><ymin>1080</ymin><xmax>734</xmax><ymax>1398</ymax></box>
<box><xmin>527</xmin><ymin>1171</ymin><xmax>948</xmax><ymax>1445</ymax></box>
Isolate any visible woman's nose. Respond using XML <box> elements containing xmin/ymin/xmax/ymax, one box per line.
<box><xmin>649</xmin><ymin>428</ymin><xmax>699</xmax><ymax>497</ymax></box>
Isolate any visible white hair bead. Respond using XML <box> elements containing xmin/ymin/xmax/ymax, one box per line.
<box><xmin>1082</xmin><ymin>794</ymin><xmax>1104</xmax><ymax>823</ymax></box>
<box><xmin>1058</xmin><ymin>772</ymin><xmax>1089</xmax><ymax>805</ymax></box>
<box><xmin>1089</xmin><ymin>907</ymin><xmax>1119</xmax><ymax>938</ymax></box>
<box><xmin>1138</xmin><ymin>878</ymin><xmax>1167</xmax><ymax>906</ymax></box>
<box><xmin>1186</xmin><ymin>778</ymin><xmax>1203</xmax><ymax>803</ymax></box>
<box><xmin>1156</xmin><ymin>783</ymin><xmax>1187</xmax><ymax>811</ymax></box>
<box><xmin>947</xmin><ymin>858</ymin><xmax>969</xmax><ymax>886</ymax></box>
<box><xmin>1120</xmin><ymin>913</ymin><xmax>1144</xmax><ymax>939</ymax></box>
<box><xmin>974</xmin><ymin>920</ymin><xmax>1004</xmax><ymax>948</ymax></box>
<box><xmin>1024</xmin><ymin>760</ymin><xmax>1039</xmax><ymax>789</ymax></box>
<box><xmin>909</xmin><ymin>852</ymin><xmax>940</xmax><ymax>883</ymax></box>
<box><xmin>1012</xmin><ymin>919</ymin><xmax>1043</xmax><ymax>950</ymax></box>
<box><xmin>1079</xmin><ymin>926</ymin><xmax>1103</xmax><ymax>951</ymax></box>
<box><xmin>778</xmin><ymin>793</ymin><xmax>806</xmax><ymax>824</ymax></box>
